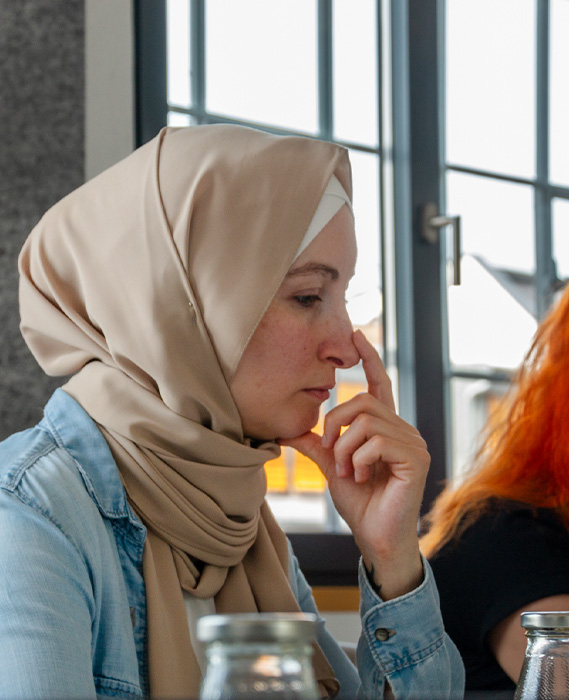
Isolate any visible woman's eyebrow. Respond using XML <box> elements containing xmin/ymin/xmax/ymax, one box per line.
<box><xmin>286</xmin><ymin>263</ymin><xmax>339</xmax><ymax>281</ymax></box>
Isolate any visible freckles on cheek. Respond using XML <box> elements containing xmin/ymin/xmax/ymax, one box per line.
<box><xmin>279</xmin><ymin>338</ymin><xmax>311</xmax><ymax>374</ymax></box>
<box><xmin>257</xmin><ymin>312</ymin><xmax>313</xmax><ymax>375</ymax></box>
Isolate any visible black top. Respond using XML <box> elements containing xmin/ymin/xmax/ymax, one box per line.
<box><xmin>429</xmin><ymin>500</ymin><xmax>569</xmax><ymax>693</ymax></box>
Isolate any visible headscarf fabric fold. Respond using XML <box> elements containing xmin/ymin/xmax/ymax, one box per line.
<box><xmin>18</xmin><ymin>125</ymin><xmax>352</xmax><ymax>699</ymax></box>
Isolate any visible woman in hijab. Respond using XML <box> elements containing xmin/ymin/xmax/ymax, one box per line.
<box><xmin>0</xmin><ymin>125</ymin><xmax>463</xmax><ymax>699</ymax></box>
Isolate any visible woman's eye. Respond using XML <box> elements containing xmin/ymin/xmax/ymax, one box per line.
<box><xmin>294</xmin><ymin>294</ymin><xmax>322</xmax><ymax>308</ymax></box>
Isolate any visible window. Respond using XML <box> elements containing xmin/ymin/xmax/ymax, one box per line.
<box><xmin>442</xmin><ymin>0</ymin><xmax>569</xmax><ymax>477</ymax></box>
<box><xmin>136</xmin><ymin>0</ymin><xmax>384</xmax><ymax>540</ymax></box>
<box><xmin>135</xmin><ymin>0</ymin><xmax>569</xmax><ymax>536</ymax></box>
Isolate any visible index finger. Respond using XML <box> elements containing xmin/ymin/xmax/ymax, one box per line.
<box><xmin>352</xmin><ymin>329</ymin><xmax>396</xmax><ymax>411</ymax></box>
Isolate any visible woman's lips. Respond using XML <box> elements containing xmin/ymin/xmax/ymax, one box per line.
<box><xmin>303</xmin><ymin>387</ymin><xmax>332</xmax><ymax>401</ymax></box>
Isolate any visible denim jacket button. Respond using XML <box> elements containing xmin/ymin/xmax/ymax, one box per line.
<box><xmin>375</xmin><ymin>628</ymin><xmax>396</xmax><ymax>642</ymax></box>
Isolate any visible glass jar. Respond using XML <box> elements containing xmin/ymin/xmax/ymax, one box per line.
<box><xmin>514</xmin><ymin>611</ymin><xmax>569</xmax><ymax>700</ymax></box>
<box><xmin>197</xmin><ymin>612</ymin><xmax>320</xmax><ymax>700</ymax></box>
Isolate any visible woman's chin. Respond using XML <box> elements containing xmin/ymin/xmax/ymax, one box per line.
<box><xmin>244</xmin><ymin>409</ymin><xmax>320</xmax><ymax>443</ymax></box>
<box><xmin>275</xmin><ymin>417</ymin><xmax>320</xmax><ymax>442</ymax></box>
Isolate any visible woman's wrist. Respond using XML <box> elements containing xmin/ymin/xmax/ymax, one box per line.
<box><xmin>362</xmin><ymin>546</ymin><xmax>424</xmax><ymax>601</ymax></box>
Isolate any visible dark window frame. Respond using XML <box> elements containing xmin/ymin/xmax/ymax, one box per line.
<box><xmin>133</xmin><ymin>0</ymin><xmax>569</xmax><ymax>585</ymax></box>
<box><xmin>134</xmin><ymin>0</ymin><xmax>569</xmax><ymax>512</ymax></box>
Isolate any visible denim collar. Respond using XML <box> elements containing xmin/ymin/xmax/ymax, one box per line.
<box><xmin>42</xmin><ymin>388</ymin><xmax>143</xmax><ymax>530</ymax></box>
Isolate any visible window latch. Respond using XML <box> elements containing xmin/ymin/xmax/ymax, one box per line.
<box><xmin>420</xmin><ymin>202</ymin><xmax>462</xmax><ymax>286</ymax></box>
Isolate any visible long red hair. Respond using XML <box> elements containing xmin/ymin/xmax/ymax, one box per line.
<box><xmin>420</xmin><ymin>283</ymin><xmax>569</xmax><ymax>558</ymax></box>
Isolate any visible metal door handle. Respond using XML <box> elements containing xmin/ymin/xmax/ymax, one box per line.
<box><xmin>420</xmin><ymin>202</ymin><xmax>461</xmax><ymax>285</ymax></box>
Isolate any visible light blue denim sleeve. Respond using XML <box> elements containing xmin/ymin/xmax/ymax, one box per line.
<box><xmin>0</xmin><ymin>482</ymin><xmax>98</xmax><ymax>700</ymax></box>
<box><xmin>288</xmin><ymin>542</ymin><xmax>465</xmax><ymax>700</ymax></box>
<box><xmin>357</xmin><ymin>556</ymin><xmax>465</xmax><ymax>699</ymax></box>
<box><xmin>0</xmin><ymin>439</ymin><xmax>141</xmax><ymax>700</ymax></box>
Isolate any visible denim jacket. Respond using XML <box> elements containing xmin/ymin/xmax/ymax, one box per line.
<box><xmin>0</xmin><ymin>389</ymin><xmax>464</xmax><ymax>699</ymax></box>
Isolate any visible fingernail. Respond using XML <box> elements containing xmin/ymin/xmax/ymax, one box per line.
<box><xmin>321</xmin><ymin>434</ymin><xmax>330</xmax><ymax>448</ymax></box>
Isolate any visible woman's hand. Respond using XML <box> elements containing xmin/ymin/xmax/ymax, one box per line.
<box><xmin>279</xmin><ymin>330</ymin><xmax>430</xmax><ymax>600</ymax></box>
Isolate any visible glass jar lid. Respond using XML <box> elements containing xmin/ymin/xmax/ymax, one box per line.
<box><xmin>197</xmin><ymin>612</ymin><xmax>318</xmax><ymax>644</ymax></box>
<box><xmin>521</xmin><ymin>611</ymin><xmax>569</xmax><ymax>630</ymax></box>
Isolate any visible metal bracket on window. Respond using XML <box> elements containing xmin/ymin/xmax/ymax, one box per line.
<box><xmin>420</xmin><ymin>202</ymin><xmax>462</xmax><ymax>286</ymax></box>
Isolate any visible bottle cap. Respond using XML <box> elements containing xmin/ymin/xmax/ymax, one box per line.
<box><xmin>521</xmin><ymin>611</ymin><xmax>569</xmax><ymax>630</ymax></box>
<box><xmin>197</xmin><ymin>612</ymin><xmax>318</xmax><ymax>644</ymax></box>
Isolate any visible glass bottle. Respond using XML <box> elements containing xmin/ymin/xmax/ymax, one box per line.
<box><xmin>514</xmin><ymin>611</ymin><xmax>569</xmax><ymax>700</ymax></box>
<box><xmin>197</xmin><ymin>612</ymin><xmax>320</xmax><ymax>700</ymax></box>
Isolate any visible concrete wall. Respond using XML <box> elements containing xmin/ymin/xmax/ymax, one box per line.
<box><xmin>0</xmin><ymin>0</ymin><xmax>134</xmax><ymax>440</ymax></box>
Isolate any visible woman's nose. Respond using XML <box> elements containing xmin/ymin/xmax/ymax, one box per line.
<box><xmin>319</xmin><ymin>311</ymin><xmax>359</xmax><ymax>369</ymax></box>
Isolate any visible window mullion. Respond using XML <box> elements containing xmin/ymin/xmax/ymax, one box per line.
<box><xmin>317</xmin><ymin>0</ymin><xmax>333</xmax><ymax>140</ymax></box>
<box><xmin>390</xmin><ymin>0</ymin><xmax>416</xmax><ymax>427</ymax></box>
<box><xmin>190</xmin><ymin>0</ymin><xmax>206</xmax><ymax>123</ymax></box>
<box><xmin>403</xmin><ymin>0</ymin><xmax>448</xmax><ymax>514</ymax></box>
<box><xmin>135</xmin><ymin>0</ymin><xmax>168</xmax><ymax>145</ymax></box>
<box><xmin>535</xmin><ymin>0</ymin><xmax>555</xmax><ymax>319</ymax></box>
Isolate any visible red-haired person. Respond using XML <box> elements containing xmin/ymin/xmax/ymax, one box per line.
<box><xmin>420</xmin><ymin>283</ymin><xmax>569</xmax><ymax>696</ymax></box>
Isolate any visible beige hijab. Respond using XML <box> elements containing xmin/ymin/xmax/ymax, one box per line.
<box><xmin>18</xmin><ymin>125</ymin><xmax>352</xmax><ymax>699</ymax></box>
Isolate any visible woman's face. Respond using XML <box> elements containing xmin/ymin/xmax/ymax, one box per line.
<box><xmin>230</xmin><ymin>205</ymin><xmax>359</xmax><ymax>441</ymax></box>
